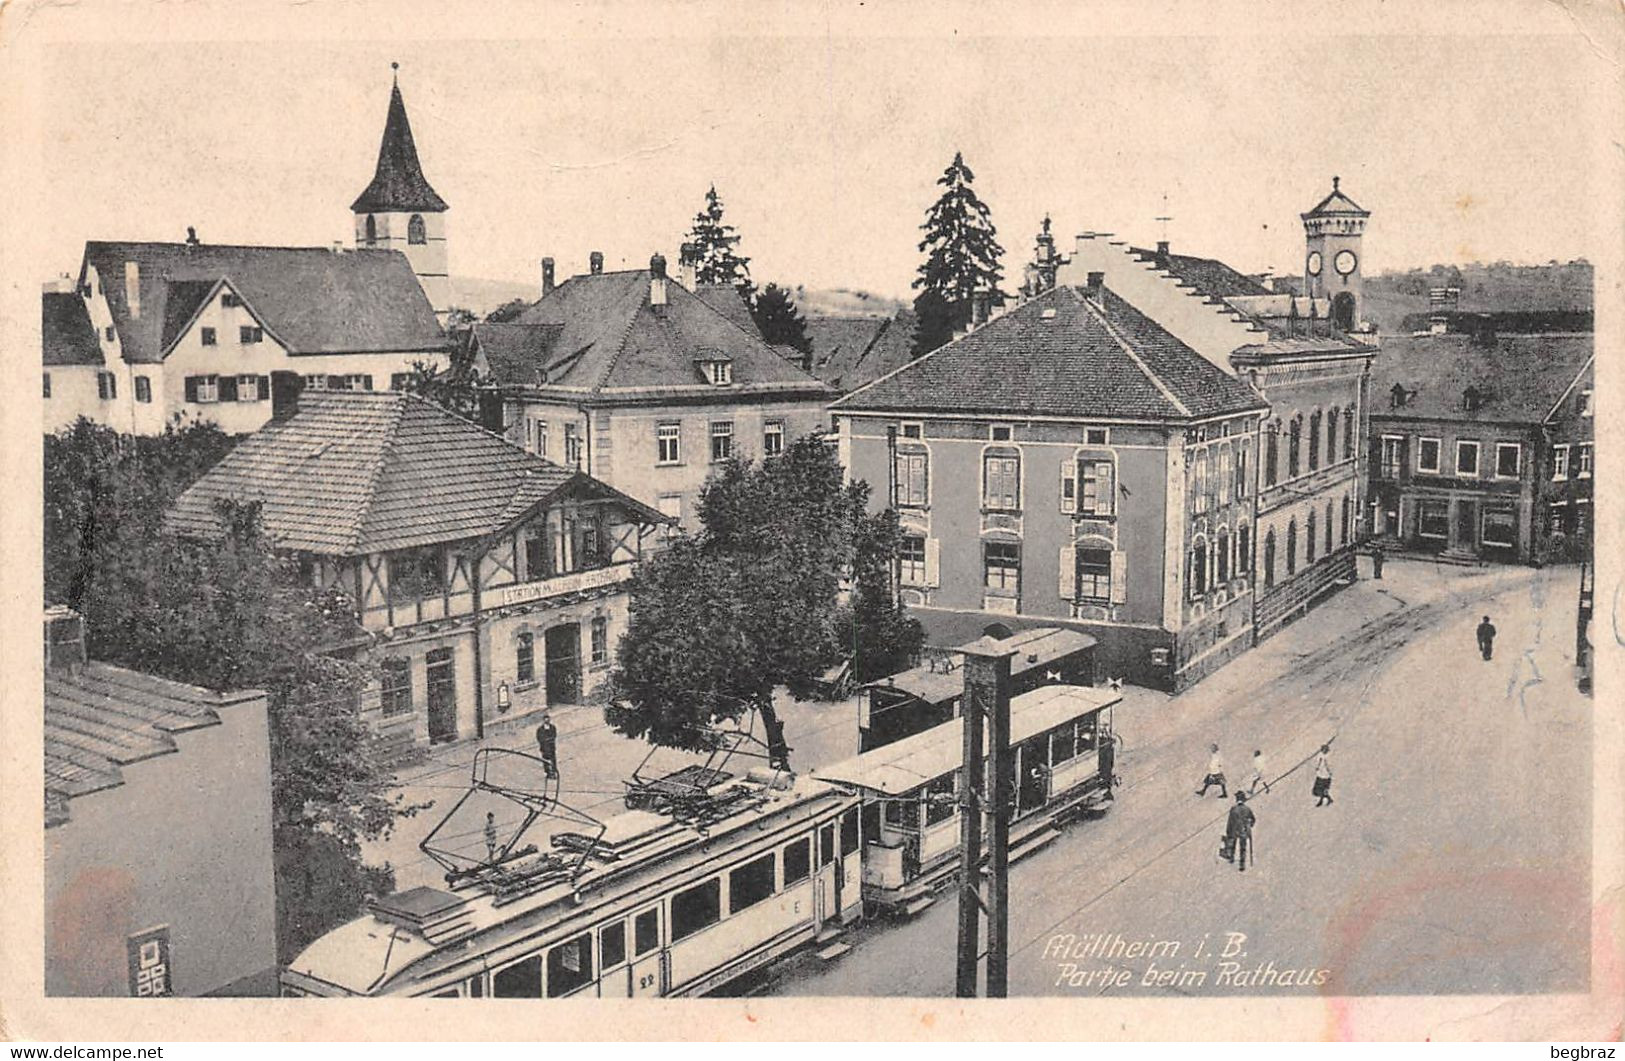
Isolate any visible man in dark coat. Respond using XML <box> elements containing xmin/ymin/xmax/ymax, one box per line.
<box><xmin>1223</xmin><ymin>791</ymin><xmax>1256</xmax><ymax>872</ymax></box>
<box><xmin>1098</xmin><ymin>728</ymin><xmax>1117</xmax><ymax>802</ymax></box>
<box><xmin>536</xmin><ymin>713</ymin><xmax>559</xmax><ymax>779</ymax></box>
<box><xmin>1476</xmin><ymin>615</ymin><xmax>1497</xmax><ymax>661</ymax></box>
<box><xmin>1371</xmin><ymin>546</ymin><xmax>1385</xmax><ymax>580</ymax></box>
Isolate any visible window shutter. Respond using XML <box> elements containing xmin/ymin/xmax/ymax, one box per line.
<box><xmin>258</xmin><ymin>375</ymin><xmax>271</xmax><ymax>401</ymax></box>
<box><xmin>361</xmin><ymin>374</ymin><xmax>375</xmax><ymax>391</ymax></box>
<box><xmin>218</xmin><ymin>374</ymin><xmax>238</xmax><ymax>402</ymax></box>
<box><xmin>1099</xmin><ymin>461</ymin><xmax>1116</xmax><ymax>515</ymax></box>
<box><xmin>328</xmin><ymin>375</ymin><xmax>344</xmax><ymax>390</ymax></box>
<box><xmin>1110</xmin><ymin>551</ymin><xmax>1127</xmax><ymax>604</ymax></box>
<box><xmin>1059</xmin><ymin>462</ymin><xmax>1077</xmax><ymax>514</ymax></box>
<box><xmin>1058</xmin><ymin>544</ymin><xmax>1077</xmax><ymax>600</ymax></box>
<box><xmin>923</xmin><ymin>538</ymin><xmax>941</xmax><ymax>587</ymax></box>
<box><xmin>184</xmin><ymin>376</ymin><xmax>199</xmax><ymax>403</ymax></box>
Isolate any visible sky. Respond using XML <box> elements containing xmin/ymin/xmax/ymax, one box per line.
<box><xmin>26</xmin><ymin>6</ymin><xmax>1608</xmax><ymax>303</ymax></box>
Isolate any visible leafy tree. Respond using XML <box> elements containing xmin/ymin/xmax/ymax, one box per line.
<box><xmin>843</xmin><ymin>507</ymin><xmax>926</xmax><ymax>683</ymax></box>
<box><xmin>911</xmin><ymin>151</ymin><xmax>1008</xmax><ymax>356</ymax></box>
<box><xmin>444</xmin><ymin>306</ymin><xmax>477</xmax><ymax>329</ymax></box>
<box><xmin>485</xmin><ymin>298</ymin><xmax>529</xmax><ymax>323</ymax></box>
<box><xmin>750</xmin><ymin>283</ymin><xmax>812</xmax><ymax>355</ymax></box>
<box><xmin>43</xmin><ymin>420</ymin><xmax>422</xmax><ymax>963</ymax></box>
<box><xmin>609</xmin><ymin>437</ymin><xmax>916</xmax><ymax>767</ymax></box>
<box><xmin>686</xmin><ymin>184</ymin><xmax>754</xmax><ymax>303</ymax></box>
<box><xmin>401</xmin><ymin>358</ymin><xmax>486</xmax><ymax>424</ymax></box>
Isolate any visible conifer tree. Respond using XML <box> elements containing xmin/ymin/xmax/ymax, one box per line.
<box><xmin>750</xmin><ymin>283</ymin><xmax>812</xmax><ymax>355</ymax></box>
<box><xmin>687</xmin><ymin>184</ymin><xmax>755</xmax><ymax>302</ymax></box>
<box><xmin>911</xmin><ymin>151</ymin><xmax>1007</xmax><ymax>356</ymax></box>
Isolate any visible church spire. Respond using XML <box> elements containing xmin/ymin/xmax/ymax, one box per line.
<box><xmin>351</xmin><ymin>65</ymin><xmax>448</xmax><ymax>214</ymax></box>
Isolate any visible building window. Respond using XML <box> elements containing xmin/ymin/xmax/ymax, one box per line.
<box><xmin>516</xmin><ymin>632</ymin><xmax>536</xmax><ymax>684</ymax></box>
<box><xmin>1238</xmin><ymin>523</ymin><xmax>1251</xmax><ymax>577</ymax></box>
<box><xmin>1217</xmin><ymin>528</ymin><xmax>1230</xmax><ymax>583</ymax></box>
<box><xmin>1190</xmin><ymin>539</ymin><xmax>1208</xmax><ymax>598</ymax></box>
<box><xmin>1263</xmin><ymin>528</ymin><xmax>1276</xmax><ymax>587</ymax></box>
<box><xmin>560</xmin><ymin>424</ymin><xmax>580</xmax><ymax>467</ymax></box>
<box><xmin>96</xmin><ymin>371</ymin><xmax>117</xmax><ymax>401</ymax></box>
<box><xmin>42</xmin><ymin>372</ymin><xmax>51</xmax><ymax>398</ymax></box>
<box><xmin>333</xmin><ymin>373</ymin><xmax>373</xmax><ymax>392</ymax></box>
<box><xmin>523</xmin><ymin>532</ymin><xmax>549</xmax><ymax>582</ymax></box>
<box><xmin>104</xmin><ymin>324</ymin><xmax>115</xmax><ymax>342</ymax></box>
<box><xmin>1192</xmin><ymin>451</ymin><xmax>1207</xmax><ymax>514</ymax></box>
<box><xmin>236</xmin><ymin>374</ymin><xmax>262</xmax><ymax>402</ymax></box>
<box><xmin>134</xmin><ymin>376</ymin><xmax>152</xmax><ymax>403</ymax></box>
<box><xmin>763</xmin><ymin>420</ymin><xmax>785</xmax><ymax>457</ymax></box>
<box><xmin>201</xmin><ymin>327</ymin><xmax>217</xmax><ymax>346</ymax></box>
<box><xmin>591</xmin><ymin>616</ymin><xmax>608</xmax><ymax>665</ymax></box>
<box><xmin>1553</xmin><ymin>444</ymin><xmax>1570</xmax><ymax>480</ymax></box>
<box><xmin>728</xmin><ymin>853</ymin><xmax>776</xmax><ymax>915</ymax></box>
<box><xmin>533</xmin><ymin>421</ymin><xmax>548</xmax><ymax>457</ymax></box>
<box><xmin>1236</xmin><ymin>442</ymin><xmax>1249</xmax><ymax>499</ymax></box>
<box><xmin>709</xmin><ymin>421</ymin><xmax>733</xmax><ymax>462</ymax></box>
<box><xmin>1456</xmin><ymin>440</ymin><xmax>1480</xmax><ymax>478</ymax></box>
<box><xmin>389</xmin><ymin>547</ymin><xmax>445</xmax><ymax>604</ymax></box>
<box><xmin>1482</xmin><ymin>507</ymin><xmax>1517</xmax><ymax>548</ymax></box>
<box><xmin>1417</xmin><ymin>438</ymin><xmax>1441</xmax><ymax>474</ymax></box>
<box><xmin>390</xmin><ymin>372</ymin><xmax>413</xmax><ymax>391</ymax></box>
<box><xmin>990</xmin><ymin>424</ymin><xmax>1013</xmax><ymax>442</ymax></box>
<box><xmin>1324</xmin><ymin>501</ymin><xmax>1334</xmax><ymax>554</ymax></box>
<box><xmin>983</xmin><ymin>452</ymin><xmax>1020</xmax><ymax>511</ymax></box>
<box><xmin>900</xmin><ymin>534</ymin><xmax>927</xmax><ymax>585</ymax></box>
<box><xmin>702</xmin><ymin>360</ymin><xmax>733</xmax><ymax>386</ymax></box>
<box><xmin>1343</xmin><ymin>409</ymin><xmax>1355</xmax><ymax>459</ymax></box>
<box><xmin>1419</xmin><ymin>500</ymin><xmax>1449</xmax><ymax>540</ymax></box>
<box><xmin>408</xmin><ymin>214</ymin><xmax>427</xmax><ymax>245</ymax></box>
<box><xmin>1285</xmin><ymin>519</ymin><xmax>1298</xmax><ymax>575</ymax></box>
<box><xmin>1218</xmin><ymin>446</ymin><xmax>1233</xmax><ymax>505</ymax></box>
<box><xmin>1085</xmin><ymin>428</ymin><xmax>1109</xmax><ymax>445</ymax></box>
<box><xmin>1495</xmin><ymin>443</ymin><xmax>1521</xmax><ymax>479</ymax></box>
<box><xmin>1326</xmin><ymin>408</ymin><xmax>1339</xmax><ymax>465</ymax></box>
<box><xmin>1077</xmin><ymin>547</ymin><xmax>1112</xmax><ymax>602</ymax></box>
<box><xmin>900</xmin><ymin>422</ymin><xmax>923</xmax><ymax>440</ymax></box>
<box><xmin>1078</xmin><ymin>459</ymin><xmax>1115</xmax><ymax>516</ymax></box>
<box><xmin>656</xmin><ymin>422</ymin><xmax>680</xmax><ymax>465</ymax></box>
<box><xmin>983</xmin><ymin>540</ymin><xmax>1020</xmax><ymax>595</ymax></box>
<box><xmin>1578</xmin><ymin>389</ymin><xmax>1593</xmax><ymax>417</ymax></box>
<box><xmin>303</xmin><ymin>374</ymin><xmax>328</xmax><ymax>391</ymax></box>
<box><xmin>1265</xmin><ymin>423</ymin><xmax>1280</xmax><ymax>487</ymax></box>
<box><xmin>1576</xmin><ymin>443</ymin><xmax>1592</xmax><ymax>478</ymax></box>
<box><xmin>222</xmin><ymin>292</ymin><xmax>241</xmax><ymax>308</ymax></box>
<box><xmin>381</xmin><ymin>657</ymin><xmax>412</xmax><ymax>716</ymax></box>
<box><xmin>364</xmin><ymin>214</ymin><xmax>378</xmax><ymax>245</ymax></box>
<box><xmin>1380</xmin><ymin>436</ymin><xmax>1403</xmax><ymax>479</ymax></box>
<box><xmin>1306</xmin><ymin>510</ymin><xmax>1317</xmax><ymax>563</ymax></box>
<box><xmin>1308</xmin><ymin>410</ymin><xmax>1322</xmax><ymax>471</ymax></box>
<box><xmin>671</xmin><ymin>878</ymin><xmax>721</xmax><ymax>942</ymax></box>
<box><xmin>239</xmin><ymin>325</ymin><xmax>264</xmax><ymax>344</ymax></box>
<box><xmin>1287</xmin><ymin>416</ymin><xmax>1302</xmax><ymax>478</ymax></box>
<box><xmin>896</xmin><ymin>450</ymin><xmax>928</xmax><ymax>507</ymax></box>
<box><xmin>1341</xmin><ymin>495</ymin><xmax>1351</xmax><ymax>546</ymax></box>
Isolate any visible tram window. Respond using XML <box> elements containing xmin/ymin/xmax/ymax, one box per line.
<box><xmin>492</xmin><ymin>955</ymin><xmax>541</xmax><ymax>998</ymax></box>
<box><xmin>546</xmin><ymin>933</ymin><xmax>594</xmax><ymax>998</ymax></box>
<box><xmin>819</xmin><ymin>824</ymin><xmax>835</xmax><ymax>864</ymax></box>
<box><xmin>1051</xmin><ymin>725</ymin><xmax>1077</xmax><ymax>764</ymax></box>
<box><xmin>601</xmin><ymin>922</ymin><xmax>627</xmax><ymax>970</ymax></box>
<box><xmin>672</xmin><ymin>878</ymin><xmax>721</xmax><ymax>941</ymax></box>
<box><xmin>469</xmin><ymin>975</ymin><xmax>485</xmax><ymax>998</ymax></box>
<box><xmin>923</xmin><ymin>775</ymin><xmax>955</xmax><ymax>827</ymax></box>
<box><xmin>782</xmin><ymin>838</ymin><xmax>811</xmax><ymax>885</ymax></box>
<box><xmin>729</xmin><ymin>853</ymin><xmax>777</xmax><ymax>914</ymax></box>
<box><xmin>1078</xmin><ymin>716</ymin><xmax>1098</xmax><ymax>751</ymax></box>
<box><xmin>433</xmin><ymin>988</ymin><xmax>460</xmax><ymax>997</ymax></box>
<box><xmin>840</xmin><ymin>807</ymin><xmax>860</xmax><ymax>856</ymax></box>
<box><xmin>634</xmin><ymin>909</ymin><xmax>660</xmax><ymax>956</ymax></box>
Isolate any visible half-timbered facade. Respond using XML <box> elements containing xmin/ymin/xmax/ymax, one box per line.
<box><xmin>167</xmin><ymin>391</ymin><xmax>669</xmax><ymax>753</ymax></box>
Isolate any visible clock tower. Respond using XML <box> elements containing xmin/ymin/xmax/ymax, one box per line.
<box><xmin>1301</xmin><ymin>176</ymin><xmax>1370</xmax><ymax>333</ymax></box>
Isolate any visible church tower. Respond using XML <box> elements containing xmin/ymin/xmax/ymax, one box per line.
<box><xmin>352</xmin><ymin>65</ymin><xmax>450</xmax><ymax>323</ymax></box>
<box><xmin>1301</xmin><ymin>176</ymin><xmax>1369</xmax><ymax>333</ymax></box>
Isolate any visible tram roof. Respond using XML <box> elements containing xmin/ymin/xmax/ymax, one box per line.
<box><xmin>284</xmin><ymin>772</ymin><xmax>850</xmax><ymax>995</ymax></box>
<box><xmin>814</xmin><ymin>684</ymin><xmax>1120</xmax><ymax>796</ymax></box>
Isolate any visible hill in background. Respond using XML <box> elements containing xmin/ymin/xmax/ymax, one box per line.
<box><xmin>1363</xmin><ymin>260</ymin><xmax>1592</xmax><ymax>335</ymax></box>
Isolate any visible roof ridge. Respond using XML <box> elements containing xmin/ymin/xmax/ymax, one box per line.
<box><xmin>1077</xmin><ymin>288</ymin><xmax>1192</xmax><ymax>418</ymax></box>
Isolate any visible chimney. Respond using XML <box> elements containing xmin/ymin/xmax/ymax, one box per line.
<box><xmin>1085</xmin><ymin>270</ymin><xmax>1105</xmax><ymax>304</ymax></box>
<box><xmin>649</xmin><ymin>252</ymin><xmax>668</xmax><ymax>310</ymax></box>
<box><xmin>1156</xmin><ymin>240</ymin><xmax>1170</xmax><ymax>262</ymax></box>
<box><xmin>124</xmin><ymin>261</ymin><xmax>141</xmax><ymax>319</ymax></box>
<box><xmin>678</xmin><ymin>242</ymin><xmax>699</xmax><ymax>292</ymax></box>
<box><xmin>185</xmin><ymin>226</ymin><xmax>200</xmax><ymax>247</ymax></box>
<box><xmin>44</xmin><ymin>607</ymin><xmax>87</xmax><ymax>672</ymax></box>
<box><xmin>970</xmin><ymin>292</ymin><xmax>990</xmax><ymax>329</ymax></box>
<box><xmin>542</xmin><ymin>257</ymin><xmax>556</xmax><ymax>297</ymax></box>
<box><xmin>331</xmin><ymin>240</ymin><xmax>344</xmax><ymax>255</ymax></box>
<box><xmin>589</xmin><ymin>251</ymin><xmax>604</xmax><ymax>275</ymax></box>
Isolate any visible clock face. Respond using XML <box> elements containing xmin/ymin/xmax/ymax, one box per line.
<box><xmin>1334</xmin><ymin>249</ymin><xmax>1358</xmax><ymax>276</ymax></box>
<box><xmin>1307</xmin><ymin>251</ymin><xmax>1323</xmax><ymax>275</ymax></box>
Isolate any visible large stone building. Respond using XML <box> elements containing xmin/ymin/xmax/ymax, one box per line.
<box><xmin>41</xmin><ymin>71</ymin><xmax>453</xmax><ymax>436</ymax></box>
<box><xmin>831</xmin><ymin>277</ymin><xmax>1267</xmax><ymax>692</ymax></box>
<box><xmin>467</xmin><ymin>254</ymin><xmax>834</xmax><ymax>531</ymax></box>
<box><xmin>1367</xmin><ymin>326</ymin><xmax>1593</xmax><ymax>564</ymax></box>
<box><xmin>167</xmin><ymin>391</ymin><xmax>669</xmax><ymax>754</ymax></box>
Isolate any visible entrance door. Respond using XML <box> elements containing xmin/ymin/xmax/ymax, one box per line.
<box><xmin>544</xmin><ymin>623</ymin><xmax>581</xmax><ymax>705</ymax></box>
<box><xmin>1456</xmin><ymin>499</ymin><xmax>1479</xmax><ymax>549</ymax></box>
<box><xmin>425</xmin><ymin>648</ymin><xmax>457</xmax><ymax>743</ymax></box>
<box><xmin>817</xmin><ymin>822</ymin><xmax>839</xmax><ymax>924</ymax></box>
<box><xmin>628</xmin><ymin>907</ymin><xmax>665</xmax><ymax>997</ymax></box>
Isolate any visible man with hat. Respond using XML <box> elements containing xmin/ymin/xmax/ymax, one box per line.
<box><xmin>1223</xmin><ymin>791</ymin><xmax>1256</xmax><ymax>872</ymax></box>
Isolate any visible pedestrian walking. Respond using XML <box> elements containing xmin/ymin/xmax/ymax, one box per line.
<box><xmin>1248</xmin><ymin>749</ymin><xmax>1270</xmax><ymax>794</ymax></box>
<box><xmin>1476</xmin><ymin>615</ymin><xmax>1497</xmax><ymax>661</ymax></box>
<box><xmin>535</xmin><ymin>713</ymin><xmax>559</xmax><ymax>779</ymax></box>
<box><xmin>1312</xmin><ymin>744</ymin><xmax>1334</xmax><ymax>807</ymax></box>
<box><xmin>1195</xmin><ymin>743</ymin><xmax>1227</xmax><ymax>798</ymax></box>
<box><xmin>484</xmin><ymin>811</ymin><xmax>500</xmax><ymax>862</ymax></box>
<box><xmin>1371</xmin><ymin>546</ymin><xmax>1385</xmax><ymax>580</ymax></box>
<box><xmin>1222</xmin><ymin>791</ymin><xmax>1256</xmax><ymax>872</ymax></box>
<box><xmin>1098</xmin><ymin>728</ymin><xmax>1118</xmax><ymax>801</ymax></box>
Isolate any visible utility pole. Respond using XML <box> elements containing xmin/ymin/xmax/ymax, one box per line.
<box><xmin>955</xmin><ymin>639</ymin><xmax>1015</xmax><ymax>998</ymax></box>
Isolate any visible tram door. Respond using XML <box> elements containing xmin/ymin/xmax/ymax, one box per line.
<box><xmin>627</xmin><ymin>906</ymin><xmax>666</xmax><ymax>998</ymax></box>
<box><xmin>815</xmin><ymin>821</ymin><xmax>840</xmax><ymax>925</ymax></box>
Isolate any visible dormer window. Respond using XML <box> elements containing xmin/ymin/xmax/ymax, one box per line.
<box><xmin>696</xmin><ymin>354</ymin><xmax>733</xmax><ymax>386</ymax></box>
<box><xmin>1463</xmin><ymin>386</ymin><xmax>1484</xmax><ymax>413</ymax></box>
<box><xmin>1390</xmin><ymin>382</ymin><xmax>1408</xmax><ymax>409</ymax></box>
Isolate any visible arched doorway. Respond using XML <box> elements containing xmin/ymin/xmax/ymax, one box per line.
<box><xmin>1332</xmin><ymin>292</ymin><xmax>1356</xmax><ymax>332</ymax></box>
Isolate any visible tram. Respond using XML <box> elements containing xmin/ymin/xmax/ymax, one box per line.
<box><xmin>817</xmin><ymin>683</ymin><xmax>1119</xmax><ymax>915</ymax></box>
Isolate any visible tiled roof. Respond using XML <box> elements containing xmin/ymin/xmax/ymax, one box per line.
<box><xmin>42</xmin><ymin>292</ymin><xmax>101</xmax><ymax>366</ymax></box>
<box><xmin>804</xmin><ymin>312</ymin><xmax>918</xmax><ymax>392</ymax></box>
<box><xmin>166</xmin><ymin>391</ymin><xmax>668</xmax><ymax>555</ymax></box>
<box><xmin>79</xmin><ymin>241</ymin><xmax>449</xmax><ymax>364</ymax></box>
<box><xmin>1129</xmin><ymin>246</ymin><xmax>1271</xmax><ymax>299</ymax></box>
<box><xmin>45</xmin><ymin>661</ymin><xmax>249</xmax><ymax>827</ymax></box>
<box><xmin>470</xmin><ymin>322</ymin><xmax>561</xmax><ymax>387</ymax></box>
<box><xmin>832</xmin><ymin>285</ymin><xmax>1266</xmax><ymax>422</ymax></box>
<box><xmin>1302</xmin><ymin>182</ymin><xmax>1369</xmax><ymax>218</ymax></box>
<box><xmin>350</xmin><ymin>79</ymin><xmax>448</xmax><ymax>214</ymax></box>
<box><xmin>486</xmin><ymin>271</ymin><xmax>833</xmax><ymax>400</ymax></box>
<box><xmin>693</xmin><ymin>284</ymin><xmax>757</xmax><ymax>334</ymax></box>
<box><xmin>1369</xmin><ymin>332</ymin><xmax>1593</xmax><ymax>425</ymax></box>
